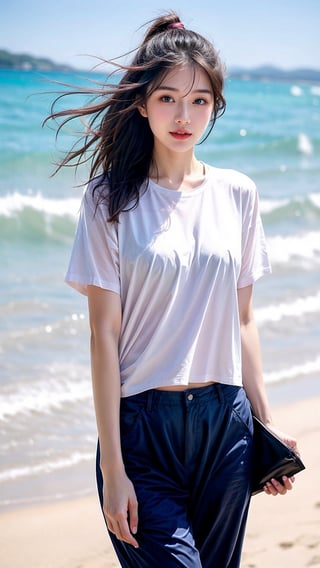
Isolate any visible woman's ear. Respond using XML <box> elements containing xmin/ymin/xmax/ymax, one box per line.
<box><xmin>138</xmin><ymin>104</ymin><xmax>148</xmax><ymax>118</ymax></box>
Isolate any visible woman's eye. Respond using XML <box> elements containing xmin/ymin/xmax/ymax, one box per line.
<box><xmin>194</xmin><ymin>98</ymin><xmax>207</xmax><ymax>105</ymax></box>
<box><xmin>161</xmin><ymin>95</ymin><xmax>174</xmax><ymax>103</ymax></box>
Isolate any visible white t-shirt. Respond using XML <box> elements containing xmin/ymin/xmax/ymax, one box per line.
<box><xmin>66</xmin><ymin>165</ymin><xmax>271</xmax><ymax>396</ymax></box>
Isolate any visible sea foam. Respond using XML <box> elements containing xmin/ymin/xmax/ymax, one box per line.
<box><xmin>0</xmin><ymin>451</ymin><xmax>95</xmax><ymax>482</ymax></box>
<box><xmin>298</xmin><ymin>133</ymin><xmax>313</xmax><ymax>155</ymax></box>
<box><xmin>267</xmin><ymin>231</ymin><xmax>320</xmax><ymax>265</ymax></box>
<box><xmin>264</xmin><ymin>356</ymin><xmax>320</xmax><ymax>384</ymax></box>
<box><xmin>0</xmin><ymin>372</ymin><xmax>92</xmax><ymax>421</ymax></box>
<box><xmin>0</xmin><ymin>191</ymin><xmax>81</xmax><ymax>218</ymax></box>
<box><xmin>255</xmin><ymin>291</ymin><xmax>320</xmax><ymax>324</ymax></box>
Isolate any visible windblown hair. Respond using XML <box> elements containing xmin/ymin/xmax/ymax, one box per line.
<box><xmin>45</xmin><ymin>12</ymin><xmax>226</xmax><ymax>222</ymax></box>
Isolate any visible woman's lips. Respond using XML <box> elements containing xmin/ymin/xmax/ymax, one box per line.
<box><xmin>169</xmin><ymin>131</ymin><xmax>192</xmax><ymax>140</ymax></box>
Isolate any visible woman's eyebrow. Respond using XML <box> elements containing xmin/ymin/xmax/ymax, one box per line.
<box><xmin>156</xmin><ymin>85</ymin><xmax>213</xmax><ymax>94</ymax></box>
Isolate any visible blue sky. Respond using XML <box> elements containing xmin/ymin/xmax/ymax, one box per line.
<box><xmin>2</xmin><ymin>0</ymin><xmax>319</xmax><ymax>70</ymax></box>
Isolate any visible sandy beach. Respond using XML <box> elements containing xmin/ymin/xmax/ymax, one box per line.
<box><xmin>1</xmin><ymin>396</ymin><xmax>319</xmax><ymax>568</ymax></box>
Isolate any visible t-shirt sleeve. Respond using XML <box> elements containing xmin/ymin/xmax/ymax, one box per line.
<box><xmin>237</xmin><ymin>183</ymin><xmax>271</xmax><ymax>289</ymax></box>
<box><xmin>65</xmin><ymin>181</ymin><xmax>120</xmax><ymax>296</ymax></box>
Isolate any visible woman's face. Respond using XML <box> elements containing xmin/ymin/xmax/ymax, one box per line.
<box><xmin>138</xmin><ymin>64</ymin><xmax>214</xmax><ymax>155</ymax></box>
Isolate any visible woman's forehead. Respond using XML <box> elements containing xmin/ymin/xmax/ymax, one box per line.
<box><xmin>156</xmin><ymin>64</ymin><xmax>212</xmax><ymax>93</ymax></box>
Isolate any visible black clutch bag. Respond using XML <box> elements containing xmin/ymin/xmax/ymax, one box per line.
<box><xmin>251</xmin><ymin>415</ymin><xmax>305</xmax><ymax>496</ymax></box>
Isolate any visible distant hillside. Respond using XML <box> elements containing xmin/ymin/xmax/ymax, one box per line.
<box><xmin>229</xmin><ymin>65</ymin><xmax>320</xmax><ymax>83</ymax></box>
<box><xmin>0</xmin><ymin>49</ymin><xmax>75</xmax><ymax>72</ymax></box>
<box><xmin>1</xmin><ymin>49</ymin><xmax>320</xmax><ymax>82</ymax></box>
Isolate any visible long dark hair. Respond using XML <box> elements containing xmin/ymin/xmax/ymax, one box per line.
<box><xmin>45</xmin><ymin>12</ymin><xmax>226</xmax><ymax>222</ymax></box>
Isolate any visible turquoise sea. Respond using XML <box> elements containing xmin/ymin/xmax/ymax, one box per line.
<box><xmin>0</xmin><ymin>69</ymin><xmax>319</xmax><ymax>509</ymax></box>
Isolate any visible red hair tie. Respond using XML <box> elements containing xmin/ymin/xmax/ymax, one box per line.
<box><xmin>168</xmin><ymin>22</ymin><xmax>185</xmax><ymax>29</ymax></box>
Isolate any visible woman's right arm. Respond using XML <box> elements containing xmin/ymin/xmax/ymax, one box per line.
<box><xmin>87</xmin><ymin>285</ymin><xmax>139</xmax><ymax>548</ymax></box>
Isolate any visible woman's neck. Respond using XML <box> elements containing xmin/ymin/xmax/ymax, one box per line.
<box><xmin>149</xmin><ymin>151</ymin><xmax>205</xmax><ymax>191</ymax></box>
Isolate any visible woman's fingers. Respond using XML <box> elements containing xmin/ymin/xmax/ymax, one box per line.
<box><xmin>264</xmin><ymin>475</ymin><xmax>295</xmax><ymax>496</ymax></box>
<box><xmin>117</xmin><ymin>517</ymin><xmax>139</xmax><ymax>548</ymax></box>
<box><xmin>128</xmin><ymin>495</ymin><xmax>139</xmax><ymax>536</ymax></box>
<box><xmin>106</xmin><ymin>511</ymin><xmax>139</xmax><ymax>548</ymax></box>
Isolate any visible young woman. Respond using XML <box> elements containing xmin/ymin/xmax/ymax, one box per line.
<box><xmin>48</xmin><ymin>12</ymin><xmax>298</xmax><ymax>568</ymax></box>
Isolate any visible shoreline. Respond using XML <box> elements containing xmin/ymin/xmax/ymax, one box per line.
<box><xmin>266</xmin><ymin>372</ymin><xmax>320</xmax><ymax>407</ymax></box>
<box><xmin>1</xmin><ymin>394</ymin><xmax>319</xmax><ymax>568</ymax></box>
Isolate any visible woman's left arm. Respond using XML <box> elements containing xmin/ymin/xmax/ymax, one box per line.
<box><xmin>238</xmin><ymin>284</ymin><xmax>298</xmax><ymax>495</ymax></box>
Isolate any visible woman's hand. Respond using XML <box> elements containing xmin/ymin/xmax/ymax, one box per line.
<box><xmin>263</xmin><ymin>425</ymin><xmax>299</xmax><ymax>496</ymax></box>
<box><xmin>103</xmin><ymin>469</ymin><xmax>139</xmax><ymax>548</ymax></box>
<box><xmin>263</xmin><ymin>475</ymin><xmax>295</xmax><ymax>495</ymax></box>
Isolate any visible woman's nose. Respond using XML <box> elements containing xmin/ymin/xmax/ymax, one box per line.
<box><xmin>175</xmin><ymin>102</ymin><xmax>191</xmax><ymax>124</ymax></box>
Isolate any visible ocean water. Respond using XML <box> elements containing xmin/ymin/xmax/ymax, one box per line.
<box><xmin>0</xmin><ymin>69</ymin><xmax>319</xmax><ymax>510</ymax></box>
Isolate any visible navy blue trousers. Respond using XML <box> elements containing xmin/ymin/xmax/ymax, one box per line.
<box><xmin>96</xmin><ymin>384</ymin><xmax>253</xmax><ymax>567</ymax></box>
